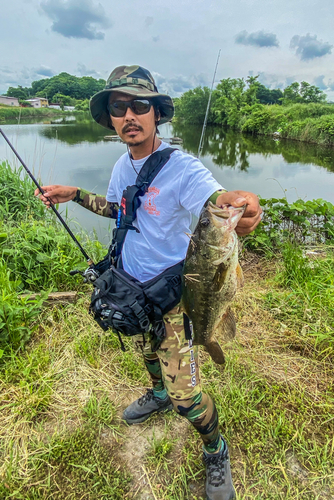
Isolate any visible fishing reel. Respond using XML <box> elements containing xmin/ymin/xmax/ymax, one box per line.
<box><xmin>69</xmin><ymin>266</ymin><xmax>100</xmax><ymax>284</ymax></box>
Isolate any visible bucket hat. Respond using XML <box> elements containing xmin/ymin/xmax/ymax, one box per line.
<box><xmin>90</xmin><ymin>65</ymin><xmax>174</xmax><ymax>130</ymax></box>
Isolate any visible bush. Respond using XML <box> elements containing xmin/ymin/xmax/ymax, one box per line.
<box><xmin>241</xmin><ymin>103</ymin><xmax>334</xmax><ymax>145</ymax></box>
<box><xmin>0</xmin><ymin>162</ymin><xmax>106</xmax><ymax>354</ymax></box>
<box><xmin>244</xmin><ymin>197</ymin><xmax>334</xmax><ymax>252</ymax></box>
<box><xmin>0</xmin><ymin>258</ymin><xmax>45</xmax><ymax>356</ymax></box>
<box><xmin>0</xmin><ymin>161</ymin><xmax>47</xmax><ymax>220</ymax></box>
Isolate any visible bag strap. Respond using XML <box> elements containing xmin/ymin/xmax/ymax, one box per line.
<box><xmin>110</xmin><ymin>147</ymin><xmax>176</xmax><ymax>259</ymax></box>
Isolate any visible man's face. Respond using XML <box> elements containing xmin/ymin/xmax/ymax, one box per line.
<box><xmin>109</xmin><ymin>92</ymin><xmax>157</xmax><ymax>147</ymax></box>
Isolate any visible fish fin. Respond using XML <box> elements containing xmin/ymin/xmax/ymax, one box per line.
<box><xmin>236</xmin><ymin>263</ymin><xmax>244</xmax><ymax>287</ymax></box>
<box><xmin>218</xmin><ymin>307</ymin><xmax>237</xmax><ymax>341</ymax></box>
<box><xmin>206</xmin><ymin>341</ymin><xmax>226</xmax><ymax>365</ymax></box>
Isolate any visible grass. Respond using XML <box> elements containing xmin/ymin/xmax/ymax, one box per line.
<box><xmin>0</xmin><ymin>254</ymin><xmax>333</xmax><ymax>499</ymax></box>
<box><xmin>241</xmin><ymin>103</ymin><xmax>334</xmax><ymax>146</ymax></box>
<box><xmin>263</xmin><ymin>244</ymin><xmax>334</xmax><ymax>355</ymax></box>
<box><xmin>0</xmin><ymin>107</ymin><xmax>79</xmax><ymax>122</ymax></box>
<box><xmin>0</xmin><ymin>162</ymin><xmax>333</xmax><ymax>498</ymax></box>
<box><xmin>0</xmin><ymin>160</ymin><xmax>105</xmax><ymax>355</ymax></box>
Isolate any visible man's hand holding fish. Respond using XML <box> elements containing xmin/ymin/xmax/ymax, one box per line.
<box><xmin>216</xmin><ymin>190</ymin><xmax>263</xmax><ymax>236</ymax></box>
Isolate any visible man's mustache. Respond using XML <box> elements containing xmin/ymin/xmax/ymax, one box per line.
<box><xmin>122</xmin><ymin>123</ymin><xmax>144</xmax><ymax>134</ymax></box>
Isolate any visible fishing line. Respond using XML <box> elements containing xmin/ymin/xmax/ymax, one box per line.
<box><xmin>0</xmin><ymin>127</ymin><xmax>93</xmax><ymax>265</ymax></box>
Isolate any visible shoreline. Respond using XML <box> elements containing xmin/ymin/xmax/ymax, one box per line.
<box><xmin>0</xmin><ymin>107</ymin><xmax>84</xmax><ymax>121</ymax></box>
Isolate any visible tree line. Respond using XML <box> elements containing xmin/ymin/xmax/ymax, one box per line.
<box><xmin>5</xmin><ymin>72</ymin><xmax>327</xmax><ymax>121</ymax></box>
<box><xmin>5</xmin><ymin>72</ymin><xmax>106</xmax><ymax>109</ymax></box>
<box><xmin>173</xmin><ymin>76</ymin><xmax>327</xmax><ymax>127</ymax></box>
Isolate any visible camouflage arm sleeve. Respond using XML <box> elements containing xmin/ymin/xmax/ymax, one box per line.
<box><xmin>72</xmin><ymin>188</ymin><xmax>119</xmax><ymax>218</ymax></box>
<box><xmin>208</xmin><ymin>188</ymin><xmax>228</xmax><ymax>205</ymax></box>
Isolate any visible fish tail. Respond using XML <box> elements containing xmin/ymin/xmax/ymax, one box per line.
<box><xmin>206</xmin><ymin>341</ymin><xmax>226</xmax><ymax>365</ymax></box>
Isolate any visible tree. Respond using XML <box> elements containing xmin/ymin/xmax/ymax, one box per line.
<box><xmin>53</xmin><ymin>93</ymin><xmax>75</xmax><ymax>108</ymax></box>
<box><xmin>281</xmin><ymin>81</ymin><xmax>326</xmax><ymax>105</ymax></box>
<box><xmin>6</xmin><ymin>86</ymin><xmax>29</xmax><ymax>100</ymax></box>
<box><xmin>173</xmin><ymin>86</ymin><xmax>216</xmax><ymax>124</ymax></box>
<box><xmin>255</xmin><ymin>83</ymin><xmax>283</xmax><ymax>105</ymax></box>
<box><xmin>5</xmin><ymin>73</ymin><xmax>106</xmax><ymax>104</ymax></box>
<box><xmin>75</xmin><ymin>99</ymin><xmax>90</xmax><ymax>112</ymax></box>
<box><xmin>212</xmin><ymin>77</ymin><xmax>260</xmax><ymax>128</ymax></box>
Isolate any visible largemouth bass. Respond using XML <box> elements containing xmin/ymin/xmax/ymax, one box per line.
<box><xmin>182</xmin><ymin>202</ymin><xmax>245</xmax><ymax>364</ymax></box>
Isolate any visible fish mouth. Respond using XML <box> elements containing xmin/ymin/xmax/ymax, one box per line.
<box><xmin>208</xmin><ymin>202</ymin><xmax>246</xmax><ymax>230</ymax></box>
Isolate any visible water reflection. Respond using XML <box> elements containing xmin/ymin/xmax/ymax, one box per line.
<box><xmin>39</xmin><ymin>117</ymin><xmax>107</xmax><ymax>145</ymax></box>
<box><xmin>171</xmin><ymin>123</ymin><xmax>334</xmax><ymax>173</ymax></box>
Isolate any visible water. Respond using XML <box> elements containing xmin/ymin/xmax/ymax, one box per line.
<box><xmin>1</xmin><ymin>116</ymin><xmax>334</xmax><ymax>244</ymax></box>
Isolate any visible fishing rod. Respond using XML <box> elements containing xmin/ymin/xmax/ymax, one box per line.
<box><xmin>0</xmin><ymin>127</ymin><xmax>95</xmax><ymax>270</ymax></box>
<box><xmin>197</xmin><ymin>49</ymin><xmax>221</xmax><ymax>159</ymax></box>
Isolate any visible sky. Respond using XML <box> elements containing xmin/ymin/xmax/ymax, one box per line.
<box><xmin>1</xmin><ymin>0</ymin><xmax>334</xmax><ymax>98</ymax></box>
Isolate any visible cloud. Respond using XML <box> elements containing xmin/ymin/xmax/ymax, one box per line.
<box><xmin>40</xmin><ymin>0</ymin><xmax>111</xmax><ymax>40</ymax></box>
<box><xmin>152</xmin><ymin>36</ymin><xmax>160</xmax><ymax>43</ymax></box>
<box><xmin>152</xmin><ymin>72</ymin><xmax>209</xmax><ymax>97</ymax></box>
<box><xmin>145</xmin><ymin>16</ymin><xmax>154</xmax><ymax>27</ymax></box>
<box><xmin>327</xmin><ymin>79</ymin><xmax>334</xmax><ymax>91</ymax></box>
<box><xmin>313</xmin><ymin>75</ymin><xmax>327</xmax><ymax>90</ymax></box>
<box><xmin>235</xmin><ymin>30</ymin><xmax>279</xmax><ymax>48</ymax></box>
<box><xmin>255</xmin><ymin>72</ymin><xmax>286</xmax><ymax>89</ymax></box>
<box><xmin>35</xmin><ymin>65</ymin><xmax>55</xmax><ymax>77</ymax></box>
<box><xmin>0</xmin><ymin>66</ymin><xmax>56</xmax><ymax>94</ymax></box>
<box><xmin>290</xmin><ymin>33</ymin><xmax>333</xmax><ymax>61</ymax></box>
<box><xmin>76</xmin><ymin>63</ymin><xmax>102</xmax><ymax>78</ymax></box>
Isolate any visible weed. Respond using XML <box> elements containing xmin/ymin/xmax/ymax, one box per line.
<box><xmin>244</xmin><ymin>197</ymin><xmax>334</xmax><ymax>252</ymax></box>
<box><xmin>1</xmin><ymin>425</ymin><xmax>131</xmax><ymax>499</ymax></box>
<box><xmin>83</xmin><ymin>394</ymin><xmax>116</xmax><ymax>427</ymax></box>
<box><xmin>263</xmin><ymin>243</ymin><xmax>334</xmax><ymax>352</ymax></box>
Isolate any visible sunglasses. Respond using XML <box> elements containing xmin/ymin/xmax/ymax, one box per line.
<box><xmin>108</xmin><ymin>99</ymin><xmax>152</xmax><ymax>117</ymax></box>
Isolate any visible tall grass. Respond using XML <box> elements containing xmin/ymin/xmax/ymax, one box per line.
<box><xmin>0</xmin><ymin>107</ymin><xmax>67</xmax><ymax>121</ymax></box>
<box><xmin>0</xmin><ymin>161</ymin><xmax>47</xmax><ymax>220</ymax></box>
<box><xmin>264</xmin><ymin>242</ymin><xmax>334</xmax><ymax>352</ymax></box>
<box><xmin>0</xmin><ymin>161</ymin><xmax>105</xmax><ymax>354</ymax></box>
<box><xmin>242</xmin><ymin>103</ymin><xmax>334</xmax><ymax>145</ymax></box>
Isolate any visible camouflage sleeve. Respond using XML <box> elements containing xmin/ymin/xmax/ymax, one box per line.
<box><xmin>208</xmin><ymin>189</ymin><xmax>228</xmax><ymax>205</ymax></box>
<box><xmin>72</xmin><ymin>188</ymin><xmax>119</xmax><ymax>218</ymax></box>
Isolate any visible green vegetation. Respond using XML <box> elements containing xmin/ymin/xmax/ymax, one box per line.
<box><xmin>0</xmin><ymin>160</ymin><xmax>105</xmax><ymax>355</ymax></box>
<box><xmin>245</xmin><ymin>197</ymin><xmax>334</xmax><ymax>251</ymax></box>
<box><xmin>0</xmin><ymin>106</ymin><xmax>68</xmax><ymax>121</ymax></box>
<box><xmin>3</xmin><ymin>72</ymin><xmax>104</xmax><ymax>114</ymax></box>
<box><xmin>0</xmin><ymin>163</ymin><xmax>333</xmax><ymax>498</ymax></box>
<box><xmin>174</xmin><ymin>76</ymin><xmax>334</xmax><ymax>146</ymax></box>
<box><xmin>6</xmin><ymin>72</ymin><xmax>105</xmax><ymax>104</ymax></box>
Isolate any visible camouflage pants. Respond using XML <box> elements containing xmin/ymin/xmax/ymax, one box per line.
<box><xmin>132</xmin><ymin>305</ymin><xmax>220</xmax><ymax>452</ymax></box>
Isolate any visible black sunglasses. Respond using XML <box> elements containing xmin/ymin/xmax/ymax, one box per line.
<box><xmin>108</xmin><ymin>99</ymin><xmax>152</xmax><ymax>117</ymax></box>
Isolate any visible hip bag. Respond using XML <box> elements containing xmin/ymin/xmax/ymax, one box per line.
<box><xmin>89</xmin><ymin>260</ymin><xmax>184</xmax><ymax>351</ymax></box>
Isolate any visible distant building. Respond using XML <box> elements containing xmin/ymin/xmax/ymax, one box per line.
<box><xmin>64</xmin><ymin>106</ymin><xmax>75</xmax><ymax>111</ymax></box>
<box><xmin>26</xmin><ymin>97</ymin><xmax>49</xmax><ymax>108</ymax></box>
<box><xmin>0</xmin><ymin>96</ymin><xmax>19</xmax><ymax>106</ymax></box>
<box><xmin>48</xmin><ymin>104</ymin><xmax>61</xmax><ymax>110</ymax></box>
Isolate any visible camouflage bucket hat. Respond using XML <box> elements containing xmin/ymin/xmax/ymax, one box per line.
<box><xmin>90</xmin><ymin>65</ymin><xmax>174</xmax><ymax>130</ymax></box>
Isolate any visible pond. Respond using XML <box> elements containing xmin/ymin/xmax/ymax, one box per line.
<box><xmin>1</xmin><ymin>115</ymin><xmax>334</xmax><ymax>244</ymax></box>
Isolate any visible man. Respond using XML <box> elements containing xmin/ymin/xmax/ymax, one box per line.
<box><xmin>36</xmin><ymin>65</ymin><xmax>262</xmax><ymax>500</ymax></box>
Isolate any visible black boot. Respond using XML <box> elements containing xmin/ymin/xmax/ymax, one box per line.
<box><xmin>122</xmin><ymin>389</ymin><xmax>173</xmax><ymax>424</ymax></box>
<box><xmin>203</xmin><ymin>437</ymin><xmax>236</xmax><ymax>500</ymax></box>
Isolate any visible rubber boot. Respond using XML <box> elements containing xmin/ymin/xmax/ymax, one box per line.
<box><xmin>122</xmin><ymin>388</ymin><xmax>173</xmax><ymax>424</ymax></box>
<box><xmin>203</xmin><ymin>437</ymin><xmax>236</xmax><ymax>500</ymax></box>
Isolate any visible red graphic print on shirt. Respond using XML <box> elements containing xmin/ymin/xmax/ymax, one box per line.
<box><xmin>144</xmin><ymin>187</ymin><xmax>160</xmax><ymax>216</ymax></box>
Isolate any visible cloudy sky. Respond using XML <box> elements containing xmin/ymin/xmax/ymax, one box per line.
<box><xmin>2</xmin><ymin>0</ymin><xmax>334</xmax><ymax>98</ymax></box>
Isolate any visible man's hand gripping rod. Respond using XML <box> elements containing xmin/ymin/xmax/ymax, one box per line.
<box><xmin>0</xmin><ymin>127</ymin><xmax>99</xmax><ymax>283</ymax></box>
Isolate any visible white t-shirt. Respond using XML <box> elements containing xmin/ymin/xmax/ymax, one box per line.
<box><xmin>106</xmin><ymin>141</ymin><xmax>223</xmax><ymax>282</ymax></box>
